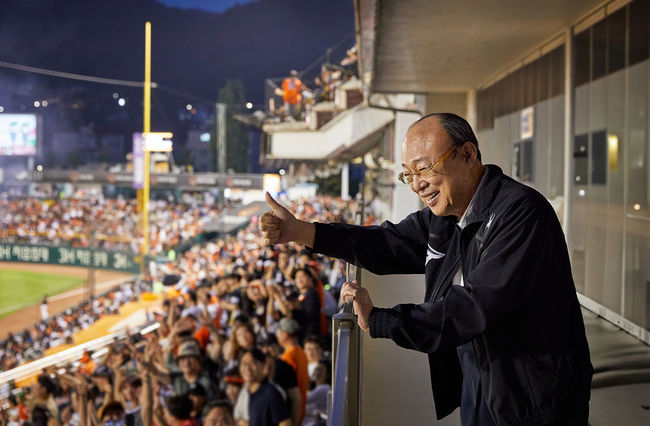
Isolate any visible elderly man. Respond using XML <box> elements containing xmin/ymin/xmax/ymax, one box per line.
<box><xmin>260</xmin><ymin>113</ymin><xmax>593</xmax><ymax>425</ymax></box>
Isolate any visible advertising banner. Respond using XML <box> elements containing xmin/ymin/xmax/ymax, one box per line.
<box><xmin>0</xmin><ymin>243</ymin><xmax>139</xmax><ymax>273</ymax></box>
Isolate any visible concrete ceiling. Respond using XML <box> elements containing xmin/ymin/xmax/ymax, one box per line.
<box><xmin>372</xmin><ymin>0</ymin><xmax>604</xmax><ymax>93</ymax></box>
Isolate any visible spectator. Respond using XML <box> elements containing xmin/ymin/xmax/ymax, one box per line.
<box><xmin>202</xmin><ymin>401</ymin><xmax>235</xmax><ymax>426</ymax></box>
<box><xmin>29</xmin><ymin>374</ymin><xmax>59</xmax><ymax>420</ymax></box>
<box><xmin>223</xmin><ymin>369</ymin><xmax>244</xmax><ymax>407</ymax></box>
<box><xmin>280</xmin><ymin>70</ymin><xmax>303</xmax><ymax>119</ymax></box>
<box><xmin>303</xmin><ymin>362</ymin><xmax>331</xmax><ymax>426</ymax></box>
<box><xmin>259</xmin><ymin>335</ymin><xmax>301</xmax><ymax>426</ymax></box>
<box><xmin>234</xmin><ymin>348</ymin><xmax>290</xmax><ymax>426</ymax></box>
<box><xmin>223</xmin><ymin>322</ymin><xmax>256</xmax><ymax>368</ymax></box>
<box><xmin>40</xmin><ymin>297</ymin><xmax>49</xmax><ymax>322</ymax></box>
<box><xmin>303</xmin><ymin>336</ymin><xmax>324</xmax><ymax>381</ymax></box>
<box><xmin>186</xmin><ymin>383</ymin><xmax>207</xmax><ymax>422</ymax></box>
<box><xmin>98</xmin><ymin>401</ymin><xmax>126</xmax><ymax>426</ymax></box>
<box><xmin>162</xmin><ymin>395</ymin><xmax>198</xmax><ymax>426</ymax></box>
<box><xmin>276</xmin><ymin>318</ymin><xmax>308</xmax><ymax>424</ymax></box>
<box><xmin>290</xmin><ymin>268</ymin><xmax>321</xmax><ymax>342</ymax></box>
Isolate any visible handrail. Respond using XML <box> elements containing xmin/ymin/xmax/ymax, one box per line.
<box><xmin>0</xmin><ymin>320</ymin><xmax>160</xmax><ymax>391</ymax></box>
<box><xmin>328</xmin><ymin>205</ymin><xmax>365</xmax><ymax>426</ymax></box>
<box><xmin>0</xmin><ymin>328</ymin><xmax>128</xmax><ymax>386</ymax></box>
<box><xmin>330</xmin><ymin>322</ymin><xmax>351</xmax><ymax>426</ymax></box>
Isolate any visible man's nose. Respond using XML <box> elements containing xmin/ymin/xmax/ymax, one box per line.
<box><xmin>410</xmin><ymin>174</ymin><xmax>427</xmax><ymax>191</ymax></box>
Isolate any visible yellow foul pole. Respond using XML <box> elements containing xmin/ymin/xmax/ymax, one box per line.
<box><xmin>142</xmin><ymin>21</ymin><xmax>151</xmax><ymax>258</ymax></box>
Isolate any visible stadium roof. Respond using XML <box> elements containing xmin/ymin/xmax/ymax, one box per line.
<box><xmin>361</xmin><ymin>0</ymin><xmax>603</xmax><ymax>93</ymax></box>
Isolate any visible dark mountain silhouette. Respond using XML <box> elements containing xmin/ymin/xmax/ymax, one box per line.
<box><xmin>0</xmin><ymin>0</ymin><xmax>354</xmax><ymax>103</ymax></box>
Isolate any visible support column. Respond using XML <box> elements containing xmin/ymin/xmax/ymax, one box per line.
<box><xmin>391</xmin><ymin>111</ymin><xmax>422</xmax><ymax>222</ymax></box>
<box><xmin>562</xmin><ymin>28</ymin><xmax>574</xmax><ymax>253</ymax></box>
<box><xmin>466</xmin><ymin>89</ymin><xmax>477</xmax><ymax>130</ymax></box>
<box><xmin>341</xmin><ymin>162</ymin><xmax>350</xmax><ymax>200</ymax></box>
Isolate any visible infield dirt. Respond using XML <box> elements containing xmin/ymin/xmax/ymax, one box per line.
<box><xmin>0</xmin><ymin>262</ymin><xmax>133</xmax><ymax>339</ymax></box>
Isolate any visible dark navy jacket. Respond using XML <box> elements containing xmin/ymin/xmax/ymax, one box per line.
<box><xmin>312</xmin><ymin>165</ymin><xmax>593</xmax><ymax>425</ymax></box>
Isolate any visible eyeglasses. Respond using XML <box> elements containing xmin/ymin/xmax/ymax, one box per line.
<box><xmin>398</xmin><ymin>144</ymin><xmax>458</xmax><ymax>185</ymax></box>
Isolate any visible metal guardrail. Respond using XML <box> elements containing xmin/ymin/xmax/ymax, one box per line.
<box><xmin>328</xmin><ymin>206</ymin><xmax>364</xmax><ymax>426</ymax></box>
<box><xmin>0</xmin><ymin>320</ymin><xmax>160</xmax><ymax>392</ymax></box>
<box><xmin>0</xmin><ymin>329</ymin><xmax>129</xmax><ymax>386</ymax></box>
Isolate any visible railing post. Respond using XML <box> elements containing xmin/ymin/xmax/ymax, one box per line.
<box><xmin>330</xmin><ymin>307</ymin><xmax>361</xmax><ymax>426</ymax></box>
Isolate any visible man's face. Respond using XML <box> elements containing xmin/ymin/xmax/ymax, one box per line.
<box><xmin>304</xmin><ymin>342</ymin><xmax>322</xmax><ymax>363</ymax></box>
<box><xmin>239</xmin><ymin>353</ymin><xmax>264</xmax><ymax>384</ymax></box>
<box><xmin>278</xmin><ymin>252</ymin><xmax>289</xmax><ymax>269</ymax></box>
<box><xmin>102</xmin><ymin>410</ymin><xmax>125</xmax><ymax>426</ymax></box>
<box><xmin>225</xmin><ymin>383</ymin><xmax>241</xmax><ymax>403</ymax></box>
<box><xmin>204</xmin><ymin>406</ymin><xmax>235</xmax><ymax>426</ymax></box>
<box><xmin>401</xmin><ymin>119</ymin><xmax>474</xmax><ymax>218</ymax></box>
<box><xmin>275</xmin><ymin>329</ymin><xmax>289</xmax><ymax>346</ymax></box>
<box><xmin>178</xmin><ymin>356</ymin><xmax>201</xmax><ymax>376</ymax></box>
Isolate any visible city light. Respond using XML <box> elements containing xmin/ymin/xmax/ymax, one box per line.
<box><xmin>246</xmin><ymin>102</ymin><xmax>253</xmax><ymax>109</ymax></box>
<box><xmin>186</xmin><ymin>104</ymin><xmax>192</xmax><ymax>111</ymax></box>
<box><xmin>118</xmin><ymin>98</ymin><xmax>126</xmax><ymax>106</ymax></box>
<box><xmin>34</xmin><ymin>101</ymin><xmax>40</xmax><ymax>108</ymax></box>
<box><xmin>36</xmin><ymin>165</ymin><xmax>43</xmax><ymax>172</ymax></box>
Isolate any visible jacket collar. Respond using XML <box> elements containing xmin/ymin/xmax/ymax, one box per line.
<box><xmin>459</xmin><ymin>164</ymin><xmax>503</xmax><ymax>227</ymax></box>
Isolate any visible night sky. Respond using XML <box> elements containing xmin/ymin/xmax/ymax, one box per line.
<box><xmin>156</xmin><ymin>0</ymin><xmax>259</xmax><ymax>13</ymax></box>
<box><xmin>0</xmin><ymin>0</ymin><xmax>354</xmax><ymax>105</ymax></box>
<box><xmin>0</xmin><ymin>0</ymin><xmax>355</xmax><ymax>168</ymax></box>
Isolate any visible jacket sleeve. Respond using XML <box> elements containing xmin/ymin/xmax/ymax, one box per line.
<box><xmin>310</xmin><ymin>208</ymin><xmax>431</xmax><ymax>275</ymax></box>
<box><xmin>369</xmin><ymin>196</ymin><xmax>554</xmax><ymax>353</ymax></box>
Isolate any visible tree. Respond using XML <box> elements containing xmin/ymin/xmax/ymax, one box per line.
<box><xmin>217</xmin><ymin>79</ymin><xmax>249</xmax><ymax>172</ymax></box>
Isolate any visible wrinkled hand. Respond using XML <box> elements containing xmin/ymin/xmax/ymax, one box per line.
<box><xmin>260</xmin><ymin>192</ymin><xmax>299</xmax><ymax>246</ymax></box>
<box><xmin>340</xmin><ymin>280</ymin><xmax>374</xmax><ymax>333</ymax></box>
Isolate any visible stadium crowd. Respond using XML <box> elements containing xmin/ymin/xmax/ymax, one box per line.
<box><xmin>0</xmin><ymin>198</ymin><xmax>214</xmax><ymax>255</ymax></box>
<box><xmin>0</xmin><ymin>195</ymin><xmax>377</xmax><ymax>426</ymax></box>
<box><xmin>0</xmin><ymin>279</ymin><xmax>150</xmax><ymax>373</ymax></box>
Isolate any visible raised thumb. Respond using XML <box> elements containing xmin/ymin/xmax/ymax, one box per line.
<box><xmin>265</xmin><ymin>191</ymin><xmax>288</xmax><ymax>216</ymax></box>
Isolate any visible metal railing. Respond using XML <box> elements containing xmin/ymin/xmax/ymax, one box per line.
<box><xmin>0</xmin><ymin>321</ymin><xmax>160</xmax><ymax>392</ymax></box>
<box><xmin>328</xmin><ymin>206</ymin><xmax>364</xmax><ymax>426</ymax></box>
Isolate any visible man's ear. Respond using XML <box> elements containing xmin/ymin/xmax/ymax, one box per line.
<box><xmin>461</xmin><ymin>141</ymin><xmax>477</xmax><ymax>162</ymax></box>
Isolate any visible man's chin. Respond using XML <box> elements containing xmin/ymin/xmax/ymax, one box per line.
<box><xmin>427</xmin><ymin>205</ymin><xmax>444</xmax><ymax>216</ymax></box>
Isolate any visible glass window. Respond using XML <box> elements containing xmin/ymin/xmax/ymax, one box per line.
<box><xmin>591</xmin><ymin>130</ymin><xmax>607</xmax><ymax>184</ymax></box>
<box><xmin>592</xmin><ymin>20</ymin><xmax>607</xmax><ymax>80</ymax></box>
<box><xmin>537</xmin><ymin>52</ymin><xmax>550</xmax><ymax>103</ymax></box>
<box><xmin>607</xmin><ymin>7</ymin><xmax>627</xmax><ymax>74</ymax></box>
<box><xmin>628</xmin><ymin>0</ymin><xmax>649</xmax><ymax>66</ymax></box>
<box><xmin>574</xmin><ymin>29</ymin><xmax>591</xmax><ymax>87</ymax></box>
<box><xmin>513</xmin><ymin>140</ymin><xmax>534</xmax><ymax>182</ymax></box>
<box><xmin>523</xmin><ymin>62</ymin><xmax>535</xmax><ymax>108</ymax></box>
<box><xmin>574</xmin><ymin>133</ymin><xmax>589</xmax><ymax>185</ymax></box>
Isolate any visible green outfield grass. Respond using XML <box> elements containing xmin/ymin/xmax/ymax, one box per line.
<box><xmin>0</xmin><ymin>269</ymin><xmax>84</xmax><ymax>318</ymax></box>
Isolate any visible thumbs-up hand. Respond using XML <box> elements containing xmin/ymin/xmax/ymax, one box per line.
<box><xmin>260</xmin><ymin>192</ymin><xmax>298</xmax><ymax>245</ymax></box>
<box><xmin>261</xmin><ymin>192</ymin><xmax>316</xmax><ymax>247</ymax></box>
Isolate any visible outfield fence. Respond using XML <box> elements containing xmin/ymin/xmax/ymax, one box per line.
<box><xmin>0</xmin><ymin>243</ymin><xmax>139</xmax><ymax>273</ymax></box>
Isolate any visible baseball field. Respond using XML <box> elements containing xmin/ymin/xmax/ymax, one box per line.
<box><xmin>0</xmin><ymin>269</ymin><xmax>84</xmax><ymax>318</ymax></box>
<box><xmin>0</xmin><ymin>262</ymin><xmax>133</xmax><ymax>338</ymax></box>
